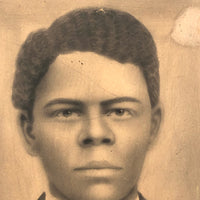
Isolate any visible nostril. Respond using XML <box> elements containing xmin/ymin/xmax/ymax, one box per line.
<box><xmin>102</xmin><ymin>138</ymin><xmax>111</xmax><ymax>144</ymax></box>
<box><xmin>83</xmin><ymin>138</ymin><xmax>93</xmax><ymax>145</ymax></box>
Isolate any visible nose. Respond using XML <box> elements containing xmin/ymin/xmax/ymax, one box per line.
<box><xmin>78</xmin><ymin>115</ymin><xmax>115</xmax><ymax>147</ymax></box>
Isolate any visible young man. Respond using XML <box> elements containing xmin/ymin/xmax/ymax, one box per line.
<box><xmin>12</xmin><ymin>7</ymin><xmax>162</xmax><ymax>200</ymax></box>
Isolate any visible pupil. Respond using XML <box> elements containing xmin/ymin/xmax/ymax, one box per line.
<box><xmin>116</xmin><ymin>109</ymin><xmax>124</xmax><ymax>115</ymax></box>
<box><xmin>63</xmin><ymin>110</ymin><xmax>71</xmax><ymax>116</ymax></box>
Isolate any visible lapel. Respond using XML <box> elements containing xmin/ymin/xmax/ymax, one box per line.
<box><xmin>138</xmin><ymin>191</ymin><xmax>147</xmax><ymax>200</ymax></box>
<box><xmin>38</xmin><ymin>192</ymin><xmax>46</xmax><ymax>200</ymax></box>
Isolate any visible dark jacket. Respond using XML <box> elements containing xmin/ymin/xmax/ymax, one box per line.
<box><xmin>38</xmin><ymin>192</ymin><xmax>146</xmax><ymax>200</ymax></box>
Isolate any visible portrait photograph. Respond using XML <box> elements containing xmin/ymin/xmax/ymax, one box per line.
<box><xmin>0</xmin><ymin>1</ymin><xmax>200</xmax><ymax>200</ymax></box>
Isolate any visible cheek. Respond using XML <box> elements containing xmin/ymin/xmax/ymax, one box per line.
<box><xmin>109</xmin><ymin>115</ymin><xmax>151</xmax><ymax>165</ymax></box>
<box><xmin>112</xmin><ymin>116</ymin><xmax>151</xmax><ymax>143</ymax></box>
<box><xmin>32</xmin><ymin>121</ymin><xmax>81</xmax><ymax>171</ymax></box>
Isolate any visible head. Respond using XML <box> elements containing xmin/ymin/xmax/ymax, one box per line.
<box><xmin>12</xmin><ymin>7</ymin><xmax>161</xmax><ymax>200</ymax></box>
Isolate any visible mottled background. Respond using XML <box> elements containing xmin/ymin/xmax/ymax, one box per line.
<box><xmin>0</xmin><ymin>0</ymin><xmax>200</xmax><ymax>200</ymax></box>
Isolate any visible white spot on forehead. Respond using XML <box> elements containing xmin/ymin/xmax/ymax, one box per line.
<box><xmin>96</xmin><ymin>8</ymin><xmax>106</xmax><ymax>13</ymax></box>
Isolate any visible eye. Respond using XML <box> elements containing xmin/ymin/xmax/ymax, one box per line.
<box><xmin>111</xmin><ymin>109</ymin><xmax>126</xmax><ymax>116</ymax></box>
<box><xmin>53</xmin><ymin>109</ymin><xmax>82</xmax><ymax>121</ymax></box>
<box><xmin>105</xmin><ymin>108</ymin><xmax>136</xmax><ymax>120</ymax></box>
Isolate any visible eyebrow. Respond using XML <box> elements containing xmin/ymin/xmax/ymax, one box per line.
<box><xmin>44</xmin><ymin>98</ymin><xmax>84</xmax><ymax>109</ymax></box>
<box><xmin>43</xmin><ymin>97</ymin><xmax>141</xmax><ymax>109</ymax></box>
<box><xmin>101</xmin><ymin>97</ymin><xmax>141</xmax><ymax>106</ymax></box>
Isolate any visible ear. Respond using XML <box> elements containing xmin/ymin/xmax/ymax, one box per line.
<box><xmin>149</xmin><ymin>102</ymin><xmax>162</xmax><ymax>146</ymax></box>
<box><xmin>19</xmin><ymin>110</ymin><xmax>38</xmax><ymax>156</ymax></box>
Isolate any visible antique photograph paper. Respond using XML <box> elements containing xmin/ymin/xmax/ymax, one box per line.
<box><xmin>0</xmin><ymin>1</ymin><xmax>200</xmax><ymax>200</ymax></box>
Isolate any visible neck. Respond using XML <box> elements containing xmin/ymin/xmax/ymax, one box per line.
<box><xmin>49</xmin><ymin>183</ymin><xmax>138</xmax><ymax>200</ymax></box>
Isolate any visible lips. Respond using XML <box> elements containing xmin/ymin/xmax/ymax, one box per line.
<box><xmin>74</xmin><ymin>161</ymin><xmax>122</xmax><ymax>171</ymax></box>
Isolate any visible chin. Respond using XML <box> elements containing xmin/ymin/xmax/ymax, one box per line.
<box><xmin>51</xmin><ymin>182</ymin><xmax>123</xmax><ymax>200</ymax></box>
<box><xmin>77</xmin><ymin>184</ymin><xmax>125</xmax><ymax>200</ymax></box>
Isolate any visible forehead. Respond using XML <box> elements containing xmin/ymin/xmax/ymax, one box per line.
<box><xmin>35</xmin><ymin>51</ymin><xmax>150</xmax><ymax>105</ymax></box>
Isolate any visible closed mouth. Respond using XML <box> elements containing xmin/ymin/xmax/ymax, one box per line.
<box><xmin>74</xmin><ymin>161</ymin><xmax>122</xmax><ymax>171</ymax></box>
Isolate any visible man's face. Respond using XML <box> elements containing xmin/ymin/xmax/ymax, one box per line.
<box><xmin>27</xmin><ymin>52</ymin><xmax>160</xmax><ymax>200</ymax></box>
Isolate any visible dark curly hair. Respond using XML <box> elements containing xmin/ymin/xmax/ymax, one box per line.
<box><xmin>12</xmin><ymin>7</ymin><xmax>159</xmax><ymax>115</ymax></box>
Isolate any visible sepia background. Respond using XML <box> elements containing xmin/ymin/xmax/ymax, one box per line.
<box><xmin>0</xmin><ymin>0</ymin><xmax>200</xmax><ymax>200</ymax></box>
